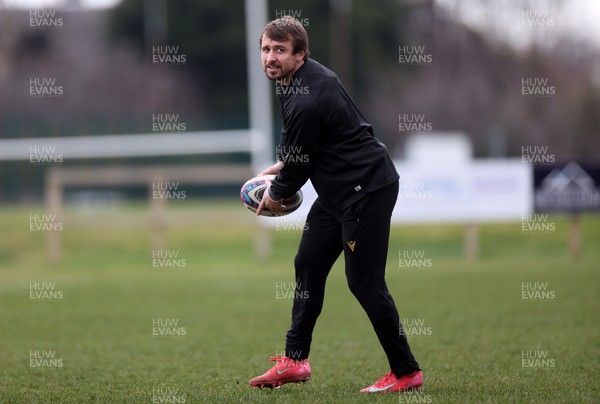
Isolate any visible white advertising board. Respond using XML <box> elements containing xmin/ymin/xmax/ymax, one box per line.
<box><xmin>259</xmin><ymin>159</ymin><xmax>533</xmax><ymax>227</ymax></box>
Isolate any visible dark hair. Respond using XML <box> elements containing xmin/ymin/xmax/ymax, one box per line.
<box><xmin>260</xmin><ymin>16</ymin><xmax>310</xmax><ymax>60</ymax></box>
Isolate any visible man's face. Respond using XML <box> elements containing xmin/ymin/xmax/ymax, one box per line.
<box><xmin>260</xmin><ymin>34</ymin><xmax>305</xmax><ymax>80</ymax></box>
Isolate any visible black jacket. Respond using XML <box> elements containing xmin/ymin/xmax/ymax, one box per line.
<box><xmin>269</xmin><ymin>58</ymin><xmax>399</xmax><ymax>212</ymax></box>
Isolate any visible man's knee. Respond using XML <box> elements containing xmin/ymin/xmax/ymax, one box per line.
<box><xmin>294</xmin><ymin>251</ymin><xmax>310</xmax><ymax>273</ymax></box>
<box><xmin>347</xmin><ymin>273</ymin><xmax>369</xmax><ymax>298</ymax></box>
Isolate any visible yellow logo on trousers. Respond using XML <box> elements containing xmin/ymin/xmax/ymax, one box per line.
<box><xmin>346</xmin><ymin>241</ymin><xmax>356</xmax><ymax>252</ymax></box>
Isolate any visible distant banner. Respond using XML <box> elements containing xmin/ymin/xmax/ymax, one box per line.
<box><xmin>391</xmin><ymin>160</ymin><xmax>532</xmax><ymax>223</ymax></box>
<box><xmin>534</xmin><ymin>162</ymin><xmax>600</xmax><ymax>213</ymax></box>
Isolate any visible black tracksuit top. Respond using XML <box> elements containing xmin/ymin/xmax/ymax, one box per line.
<box><xmin>269</xmin><ymin>58</ymin><xmax>399</xmax><ymax>212</ymax></box>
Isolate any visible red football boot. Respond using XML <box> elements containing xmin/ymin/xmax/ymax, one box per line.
<box><xmin>360</xmin><ymin>370</ymin><xmax>423</xmax><ymax>393</ymax></box>
<box><xmin>249</xmin><ymin>355</ymin><xmax>311</xmax><ymax>389</ymax></box>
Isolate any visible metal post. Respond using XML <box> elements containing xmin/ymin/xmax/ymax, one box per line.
<box><xmin>245</xmin><ymin>0</ymin><xmax>273</xmax><ymax>260</ymax></box>
<box><xmin>245</xmin><ymin>0</ymin><xmax>273</xmax><ymax>174</ymax></box>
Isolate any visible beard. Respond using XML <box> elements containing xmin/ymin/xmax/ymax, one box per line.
<box><xmin>263</xmin><ymin>63</ymin><xmax>295</xmax><ymax>80</ymax></box>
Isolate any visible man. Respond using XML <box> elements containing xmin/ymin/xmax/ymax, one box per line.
<box><xmin>250</xmin><ymin>16</ymin><xmax>422</xmax><ymax>393</ymax></box>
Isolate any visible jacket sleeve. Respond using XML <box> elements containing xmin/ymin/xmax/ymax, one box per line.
<box><xmin>269</xmin><ymin>96</ymin><xmax>320</xmax><ymax>200</ymax></box>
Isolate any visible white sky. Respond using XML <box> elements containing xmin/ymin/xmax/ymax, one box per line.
<box><xmin>434</xmin><ymin>0</ymin><xmax>600</xmax><ymax>49</ymax></box>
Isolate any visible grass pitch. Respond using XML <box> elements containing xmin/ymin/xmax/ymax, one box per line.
<box><xmin>0</xmin><ymin>201</ymin><xmax>599</xmax><ymax>403</ymax></box>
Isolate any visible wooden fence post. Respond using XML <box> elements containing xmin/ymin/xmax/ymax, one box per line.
<box><xmin>46</xmin><ymin>168</ymin><xmax>62</xmax><ymax>262</ymax></box>
<box><xmin>465</xmin><ymin>222</ymin><xmax>478</xmax><ymax>261</ymax></box>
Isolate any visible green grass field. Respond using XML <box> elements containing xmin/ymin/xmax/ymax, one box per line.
<box><xmin>1</xmin><ymin>201</ymin><xmax>599</xmax><ymax>403</ymax></box>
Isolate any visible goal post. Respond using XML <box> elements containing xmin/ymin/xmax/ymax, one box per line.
<box><xmin>5</xmin><ymin>0</ymin><xmax>278</xmax><ymax>262</ymax></box>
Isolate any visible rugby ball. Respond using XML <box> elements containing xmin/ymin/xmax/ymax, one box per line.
<box><xmin>240</xmin><ymin>175</ymin><xmax>303</xmax><ymax>217</ymax></box>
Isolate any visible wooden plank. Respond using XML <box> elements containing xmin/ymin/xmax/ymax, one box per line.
<box><xmin>44</xmin><ymin>165</ymin><xmax>261</xmax><ymax>262</ymax></box>
<box><xmin>52</xmin><ymin>165</ymin><xmax>254</xmax><ymax>186</ymax></box>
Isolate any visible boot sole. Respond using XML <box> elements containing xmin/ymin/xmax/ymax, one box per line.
<box><xmin>250</xmin><ymin>377</ymin><xmax>310</xmax><ymax>389</ymax></box>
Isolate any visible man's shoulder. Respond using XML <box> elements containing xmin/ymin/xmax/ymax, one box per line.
<box><xmin>301</xmin><ymin>58</ymin><xmax>338</xmax><ymax>84</ymax></box>
<box><xmin>293</xmin><ymin>59</ymin><xmax>340</xmax><ymax>108</ymax></box>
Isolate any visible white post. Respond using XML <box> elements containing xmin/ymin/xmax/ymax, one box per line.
<box><xmin>245</xmin><ymin>0</ymin><xmax>273</xmax><ymax>174</ymax></box>
<box><xmin>245</xmin><ymin>0</ymin><xmax>273</xmax><ymax>260</ymax></box>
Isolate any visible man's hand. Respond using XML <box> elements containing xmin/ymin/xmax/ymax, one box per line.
<box><xmin>258</xmin><ymin>161</ymin><xmax>284</xmax><ymax>176</ymax></box>
<box><xmin>256</xmin><ymin>180</ymin><xmax>286</xmax><ymax>216</ymax></box>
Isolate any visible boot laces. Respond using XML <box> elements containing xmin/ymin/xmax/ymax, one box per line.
<box><xmin>267</xmin><ymin>355</ymin><xmax>303</xmax><ymax>366</ymax></box>
<box><xmin>372</xmin><ymin>370</ymin><xmax>396</xmax><ymax>387</ymax></box>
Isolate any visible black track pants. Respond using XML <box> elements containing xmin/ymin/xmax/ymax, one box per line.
<box><xmin>284</xmin><ymin>181</ymin><xmax>421</xmax><ymax>376</ymax></box>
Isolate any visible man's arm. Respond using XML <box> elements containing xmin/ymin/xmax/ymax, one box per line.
<box><xmin>269</xmin><ymin>97</ymin><xmax>320</xmax><ymax>200</ymax></box>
